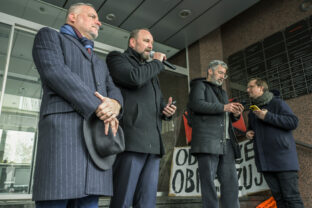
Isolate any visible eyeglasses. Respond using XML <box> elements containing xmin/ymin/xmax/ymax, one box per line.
<box><xmin>247</xmin><ymin>85</ymin><xmax>257</xmax><ymax>89</ymax></box>
<box><xmin>217</xmin><ymin>71</ymin><xmax>228</xmax><ymax>79</ymax></box>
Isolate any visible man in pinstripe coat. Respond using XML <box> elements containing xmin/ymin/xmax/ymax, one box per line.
<box><xmin>32</xmin><ymin>3</ymin><xmax>123</xmax><ymax>207</ymax></box>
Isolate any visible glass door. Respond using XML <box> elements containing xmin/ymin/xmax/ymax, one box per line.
<box><xmin>0</xmin><ymin>23</ymin><xmax>11</xmax><ymax>104</ymax></box>
<box><xmin>0</xmin><ymin>26</ymin><xmax>40</xmax><ymax>194</ymax></box>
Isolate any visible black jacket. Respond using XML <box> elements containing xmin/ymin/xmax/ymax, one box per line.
<box><xmin>188</xmin><ymin>78</ymin><xmax>240</xmax><ymax>157</ymax></box>
<box><xmin>106</xmin><ymin>47</ymin><xmax>168</xmax><ymax>155</ymax></box>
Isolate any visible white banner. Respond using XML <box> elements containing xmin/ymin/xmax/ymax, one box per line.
<box><xmin>169</xmin><ymin>140</ymin><xmax>269</xmax><ymax>197</ymax></box>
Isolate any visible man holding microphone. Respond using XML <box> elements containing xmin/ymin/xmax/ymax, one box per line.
<box><xmin>106</xmin><ymin>28</ymin><xmax>176</xmax><ymax>208</ymax></box>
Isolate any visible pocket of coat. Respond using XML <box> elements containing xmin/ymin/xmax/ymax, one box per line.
<box><xmin>42</xmin><ymin>101</ymin><xmax>75</xmax><ymax>117</ymax></box>
<box><xmin>276</xmin><ymin>137</ymin><xmax>290</xmax><ymax>149</ymax></box>
<box><xmin>124</xmin><ymin>103</ymin><xmax>139</xmax><ymax>126</ymax></box>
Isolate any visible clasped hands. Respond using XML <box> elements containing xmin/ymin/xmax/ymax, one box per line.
<box><xmin>224</xmin><ymin>102</ymin><xmax>244</xmax><ymax>117</ymax></box>
<box><xmin>95</xmin><ymin>92</ymin><xmax>121</xmax><ymax>136</ymax></box>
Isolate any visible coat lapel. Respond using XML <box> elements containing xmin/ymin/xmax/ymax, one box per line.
<box><xmin>63</xmin><ymin>34</ymin><xmax>92</xmax><ymax>61</ymax></box>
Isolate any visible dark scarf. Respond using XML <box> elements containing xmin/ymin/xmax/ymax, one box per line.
<box><xmin>252</xmin><ymin>90</ymin><xmax>273</xmax><ymax>107</ymax></box>
<box><xmin>60</xmin><ymin>24</ymin><xmax>94</xmax><ymax>52</ymax></box>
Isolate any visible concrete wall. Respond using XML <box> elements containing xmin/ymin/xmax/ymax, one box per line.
<box><xmin>169</xmin><ymin>0</ymin><xmax>312</xmax><ymax>206</ymax></box>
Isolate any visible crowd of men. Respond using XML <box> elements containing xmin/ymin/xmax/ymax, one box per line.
<box><xmin>31</xmin><ymin>2</ymin><xmax>304</xmax><ymax>208</ymax></box>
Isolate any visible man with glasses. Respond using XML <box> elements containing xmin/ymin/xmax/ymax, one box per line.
<box><xmin>187</xmin><ymin>60</ymin><xmax>244</xmax><ymax>208</ymax></box>
<box><xmin>246</xmin><ymin>78</ymin><xmax>304</xmax><ymax>208</ymax></box>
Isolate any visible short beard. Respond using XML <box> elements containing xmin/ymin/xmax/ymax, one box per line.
<box><xmin>211</xmin><ymin>76</ymin><xmax>223</xmax><ymax>86</ymax></box>
<box><xmin>140</xmin><ymin>52</ymin><xmax>149</xmax><ymax>61</ymax></box>
<box><xmin>213</xmin><ymin>80</ymin><xmax>222</xmax><ymax>86</ymax></box>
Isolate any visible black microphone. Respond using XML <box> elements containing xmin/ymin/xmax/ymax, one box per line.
<box><xmin>150</xmin><ymin>51</ymin><xmax>176</xmax><ymax>70</ymax></box>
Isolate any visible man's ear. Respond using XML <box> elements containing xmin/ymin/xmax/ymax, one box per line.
<box><xmin>67</xmin><ymin>13</ymin><xmax>76</xmax><ymax>24</ymax></box>
<box><xmin>129</xmin><ymin>38</ymin><xmax>136</xmax><ymax>48</ymax></box>
<box><xmin>208</xmin><ymin>69</ymin><xmax>213</xmax><ymax>76</ymax></box>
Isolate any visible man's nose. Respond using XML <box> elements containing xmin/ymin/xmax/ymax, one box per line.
<box><xmin>96</xmin><ymin>20</ymin><xmax>102</xmax><ymax>26</ymax></box>
<box><xmin>147</xmin><ymin>42</ymin><xmax>153</xmax><ymax>49</ymax></box>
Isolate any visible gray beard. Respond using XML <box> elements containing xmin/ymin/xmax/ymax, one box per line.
<box><xmin>209</xmin><ymin>74</ymin><xmax>223</xmax><ymax>86</ymax></box>
<box><xmin>211</xmin><ymin>79</ymin><xmax>223</xmax><ymax>86</ymax></box>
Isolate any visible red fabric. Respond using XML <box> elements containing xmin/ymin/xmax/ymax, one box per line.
<box><xmin>229</xmin><ymin>98</ymin><xmax>247</xmax><ymax>132</ymax></box>
<box><xmin>183</xmin><ymin>112</ymin><xmax>192</xmax><ymax>144</ymax></box>
<box><xmin>232</xmin><ymin>113</ymin><xmax>247</xmax><ymax>132</ymax></box>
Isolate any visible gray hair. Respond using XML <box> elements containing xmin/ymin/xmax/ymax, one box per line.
<box><xmin>128</xmin><ymin>28</ymin><xmax>151</xmax><ymax>45</ymax></box>
<box><xmin>206</xmin><ymin>60</ymin><xmax>227</xmax><ymax>77</ymax></box>
<box><xmin>207</xmin><ymin>60</ymin><xmax>228</xmax><ymax>72</ymax></box>
<box><xmin>66</xmin><ymin>3</ymin><xmax>94</xmax><ymax>19</ymax></box>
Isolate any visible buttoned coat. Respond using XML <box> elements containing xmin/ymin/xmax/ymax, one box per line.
<box><xmin>248</xmin><ymin>96</ymin><xmax>299</xmax><ymax>172</ymax></box>
<box><xmin>106</xmin><ymin>48</ymin><xmax>167</xmax><ymax>155</ymax></box>
<box><xmin>32</xmin><ymin>27</ymin><xmax>123</xmax><ymax>201</ymax></box>
<box><xmin>188</xmin><ymin>79</ymin><xmax>239</xmax><ymax>155</ymax></box>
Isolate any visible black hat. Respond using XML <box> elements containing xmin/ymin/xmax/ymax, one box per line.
<box><xmin>83</xmin><ymin>114</ymin><xmax>125</xmax><ymax>170</ymax></box>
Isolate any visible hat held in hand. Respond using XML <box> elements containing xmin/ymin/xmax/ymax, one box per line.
<box><xmin>83</xmin><ymin>114</ymin><xmax>125</xmax><ymax>170</ymax></box>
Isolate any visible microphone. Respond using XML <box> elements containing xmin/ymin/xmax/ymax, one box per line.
<box><xmin>150</xmin><ymin>51</ymin><xmax>176</xmax><ymax>70</ymax></box>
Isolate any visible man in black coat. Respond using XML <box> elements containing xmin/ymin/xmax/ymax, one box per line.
<box><xmin>106</xmin><ymin>28</ymin><xmax>176</xmax><ymax>208</ymax></box>
<box><xmin>188</xmin><ymin>60</ymin><xmax>244</xmax><ymax>208</ymax></box>
<box><xmin>246</xmin><ymin>78</ymin><xmax>304</xmax><ymax>208</ymax></box>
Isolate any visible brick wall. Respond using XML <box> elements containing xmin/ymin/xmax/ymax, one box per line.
<box><xmin>169</xmin><ymin>0</ymin><xmax>312</xmax><ymax>206</ymax></box>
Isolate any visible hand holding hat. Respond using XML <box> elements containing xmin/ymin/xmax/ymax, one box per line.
<box><xmin>82</xmin><ymin>92</ymin><xmax>125</xmax><ymax>170</ymax></box>
<box><xmin>95</xmin><ymin>92</ymin><xmax>121</xmax><ymax>136</ymax></box>
<box><xmin>95</xmin><ymin>92</ymin><xmax>121</xmax><ymax>119</ymax></box>
<box><xmin>105</xmin><ymin>117</ymin><xmax>119</xmax><ymax>137</ymax></box>
<box><xmin>83</xmin><ymin>114</ymin><xmax>125</xmax><ymax>170</ymax></box>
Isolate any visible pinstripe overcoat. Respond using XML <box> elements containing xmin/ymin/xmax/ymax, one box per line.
<box><xmin>32</xmin><ymin>27</ymin><xmax>123</xmax><ymax>201</ymax></box>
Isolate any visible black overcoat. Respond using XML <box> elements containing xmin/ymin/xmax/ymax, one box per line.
<box><xmin>188</xmin><ymin>79</ymin><xmax>240</xmax><ymax>156</ymax></box>
<box><xmin>106</xmin><ymin>48</ymin><xmax>168</xmax><ymax>155</ymax></box>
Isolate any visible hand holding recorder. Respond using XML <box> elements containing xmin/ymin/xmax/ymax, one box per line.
<box><xmin>249</xmin><ymin>105</ymin><xmax>268</xmax><ymax>120</ymax></box>
<box><xmin>249</xmin><ymin>105</ymin><xmax>260</xmax><ymax>111</ymax></box>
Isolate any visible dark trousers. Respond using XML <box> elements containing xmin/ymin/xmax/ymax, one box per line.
<box><xmin>35</xmin><ymin>195</ymin><xmax>98</xmax><ymax>208</ymax></box>
<box><xmin>109</xmin><ymin>151</ymin><xmax>160</xmax><ymax>208</ymax></box>
<box><xmin>196</xmin><ymin>140</ymin><xmax>239</xmax><ymax>208</ymax></box>
<box><xmin>263</xmin><ymin>171</ymin><xmax>304</xmax><ymax>208</ymax></box>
